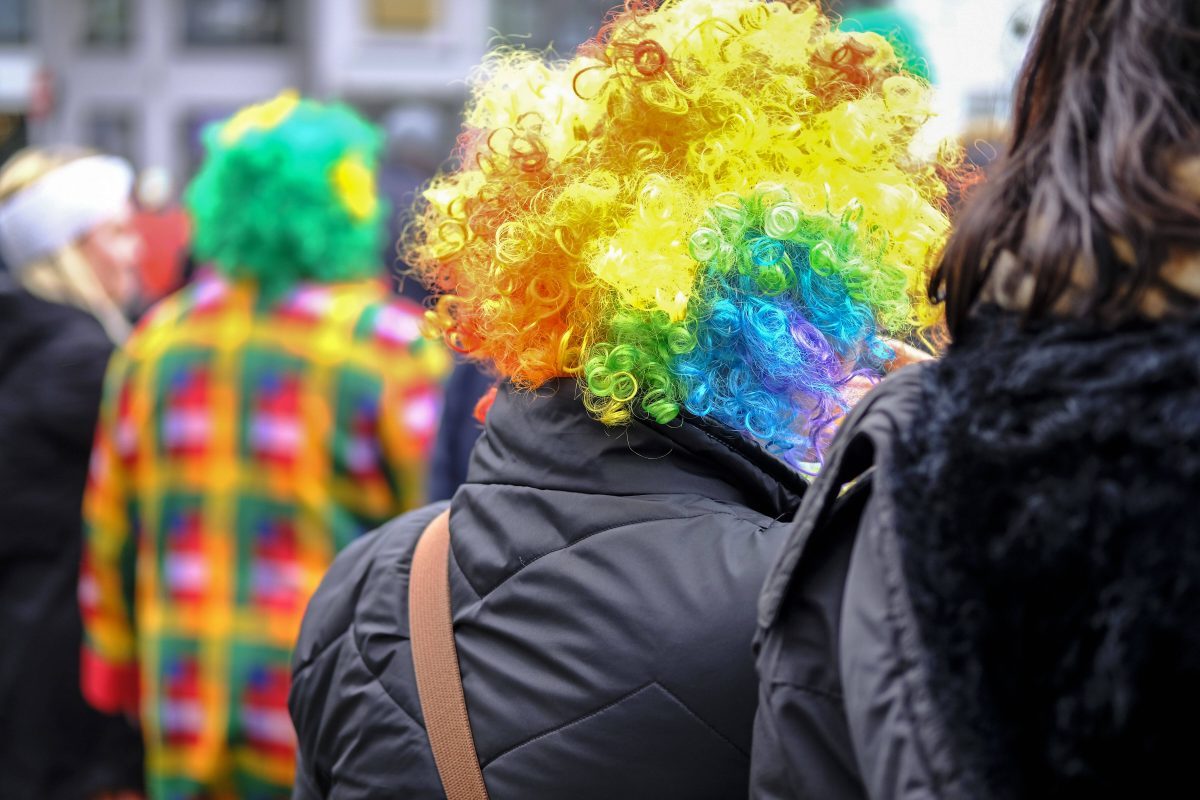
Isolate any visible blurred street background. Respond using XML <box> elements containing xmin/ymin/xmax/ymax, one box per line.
<box><xmin>0</xmin><ymin>0</ymin><xmax>1042</xmax><ymax>242</ymax></box>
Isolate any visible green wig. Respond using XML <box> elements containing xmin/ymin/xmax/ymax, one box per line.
<box><xmin>185</xmin><ymin>91</ymin><xmax>388</xmax><ymax>297</ymax></box>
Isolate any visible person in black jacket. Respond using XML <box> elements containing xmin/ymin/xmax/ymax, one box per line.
<box><xmin>288</xmin><ymin>1</ymin><xmax>954</xmax><ymax>797</ymax></box>
<box><xmin>752</xmin><ymin>0</ymin><xmax>1200</xmax><ymax>797</ymax></box>
<box><xmin>0</xmin><ymin>147</ymin><xmax>144</xmax><ymax>798</ymax></box>
<box><xmin>426</xmin><ymin>360</ymin><xmax>493</xmax><ymax>502</ymax></box>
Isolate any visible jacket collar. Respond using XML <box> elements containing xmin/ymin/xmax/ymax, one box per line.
<box><xmin>466</xmin><ymin>379</ymin><xmax>807</xmax><ymax>519</ymax></box>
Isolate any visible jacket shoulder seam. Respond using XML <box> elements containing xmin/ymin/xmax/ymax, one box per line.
<box><xmin>475</xmin><ymin>508</ymin><xmax>770</xmax><ymax>599</ymax></box>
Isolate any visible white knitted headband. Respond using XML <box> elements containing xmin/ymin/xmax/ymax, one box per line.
<box><xmin>0</xmin><ymin>155</ymin><xmax>135</xmax><ymax>271</ymax></box>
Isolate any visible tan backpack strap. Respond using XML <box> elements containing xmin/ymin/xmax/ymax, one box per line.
<box><xmin>409</xmin><ymin>510</ymin><xmax>491</xmax><ymax>800</ymax></box>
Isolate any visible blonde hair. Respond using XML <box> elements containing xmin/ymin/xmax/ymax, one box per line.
<box><xmin>0</xmin><ymin>147</ymin><xmax>132</xmax><ymax>341</ymax></box>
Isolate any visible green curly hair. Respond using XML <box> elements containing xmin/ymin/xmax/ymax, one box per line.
<box><xmin>185</xmin><ymin>92</ymin><xmax>388</xmax><ymax>298</ymax></box>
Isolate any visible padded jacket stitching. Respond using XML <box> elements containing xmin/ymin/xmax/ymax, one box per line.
<box><xmin>481</xmin><ymin>680</ymin><xmax>750</xmax><ymax>769</ymax></box>
<box><xmin>467</xmin><ymin>506</ymin><xmax>768</xmax><ymax>600</ymax></box>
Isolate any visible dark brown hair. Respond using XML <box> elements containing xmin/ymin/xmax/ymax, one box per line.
<box><xmin>932</xmin><ymin>0</ymin><xmax>1200</xmax><ymax>338</ymax></box>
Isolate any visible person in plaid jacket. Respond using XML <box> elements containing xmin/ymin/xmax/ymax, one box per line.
<box><xmin>80</xmin><ymin>93</ymin><xmax>448</xmax><ymax>799</ymax></box>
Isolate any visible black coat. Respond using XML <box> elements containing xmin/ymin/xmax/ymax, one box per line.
<box><xmin>752</xmin><ymin>310</ymin><xmax>1200</xmax><ymax>800</ymax></box>
<box><xmin>0</xmin><ymin>279</ymin><xmax>143</xmax><ymax>798</ymax></box>
<box><xmin>290</xmin><ymin>379</ymin><xmax>808</xmax><ymax>799</ymax></box>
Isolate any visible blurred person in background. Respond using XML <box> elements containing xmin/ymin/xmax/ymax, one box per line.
<box><xmin>380</xmin><ymin>104</ymin><xmax>496</xmax><ymax>500</ymax></box>
<box><xmin>131</xmin><ymin>167</ymin><xmax>191</xmax><ymax>311</ymax></box>
<box><xmin>425</xmin><ymin>358</ymin><xmax>493</xmax><ymax>502</ymax></box>
<box><xmin>753</xmin><ymin>0</ymin><xmax>1200</xmax><ymax>797</ymax></box>
<box><xmin>379</xmin><ymin>102</ymin><xmax>449</xmax><ymax>301</ymax></box>
<box><xmin>0</xmin><ymin>147</ymin><xmax>145</xmax><ymax>799</ymax></box>
<box><xmin>288</xmin><ymin>0</ymin><xmax>955</xmax><ymax>797</ymax></box>
<box><xmin>80</xmin><ymin>93</ymin><xmax>447</xmax><ymax>799</ymax></box>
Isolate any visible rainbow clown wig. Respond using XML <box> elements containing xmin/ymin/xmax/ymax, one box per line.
<box><xmin>406</xmin><ymin>0</ymin><xmax>956</xmax><ymax>463</ymax></box>
<box><xmin>186</xmin><ymin>92</ymin><xmax>387</xmax><ymax>298</ymax></box>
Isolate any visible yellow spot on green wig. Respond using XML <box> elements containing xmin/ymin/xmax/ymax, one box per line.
<box><xmin>332</xmin><ymin>154</ymin><xmax>378</xmax><ymax>220</ymax></box>
<box><xmin>220</xmin><ymin>90</ymin><xmax>300</xmax><ymax>145</ymax></box>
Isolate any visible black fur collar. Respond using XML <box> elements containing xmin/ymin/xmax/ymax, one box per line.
<box><xmin>890</xmin><ymin>309</ymin><xmax>1200</xmax><ymax>799</ymax></box>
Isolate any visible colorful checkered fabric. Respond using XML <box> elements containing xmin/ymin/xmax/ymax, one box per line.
<box><xmin>81</xmin><ymin>274</ymin><xmax>448</xmax><ymax>799</ymax></box>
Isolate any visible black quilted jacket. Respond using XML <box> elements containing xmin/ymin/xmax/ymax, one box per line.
<box><xmin>290</xmin><ymin>379</ymin><xmax>808</xmax><ymax>799</ymax></box>
<box><xmin>0</xmin><ymin>279</ymin><xmax>143</xmax><ymax>798</ymax></box>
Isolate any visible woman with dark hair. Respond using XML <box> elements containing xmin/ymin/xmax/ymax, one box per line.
<box><xmin>752</xmin><ymin>1</ymin><xmax>1200</xmax><ymax>798</ymax></box>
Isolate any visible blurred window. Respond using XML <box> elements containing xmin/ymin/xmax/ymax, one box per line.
<box><xmin>183</xmin><ymin>0</ymin><xmax>286</xmax><ymax>46</ymax></box>
<box><xmin>966</xmin><ymin>88</ymin><xmax>1010</xmax><ymax>122</ymax></box>
<box><xmin>369</xmin><ymin>0</ymin><xmax>437</xmax><ymax>31</ymax></box>
<box><xmin>0</xmin><ymin>0</ymin><xmax>32</xmax><ymax>44</ymax></box>
<box><xmin>85</xmin><ymin>0</ymin><xmax>135</xmax><ymax>47</ymax></box>
<box><xmin>181</xmin><ymin>108</ymin><xmax>234</xmax><ymax>175</ymax></box>
<box><xmin>88</xmin><ymin>109</ymin><xmax>137</xmax><ymax>165</ymax></box>
<box><xmin>828</xmin><ymin>0</ymin><xmax>890</xmax><ymax>11</ymax></box>
<box><xmin>491</xmin><ymin>0</ymin><xmax>615</xmax><ymax>54</ymax></box>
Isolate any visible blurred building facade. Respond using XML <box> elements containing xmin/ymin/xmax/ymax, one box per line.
<box><xmin>0</xmin><ymin>0</ymin><xmax>1038</xmax><ymax>187</ymax></box>
<box><xmin>1</xmin><ymin>0</ymin><xmax>499</xmax><ymax>181</ymax></box>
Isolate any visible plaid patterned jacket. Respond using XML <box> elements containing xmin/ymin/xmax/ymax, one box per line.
<box><xmin>80</xmin><ymin>274</ymin><xmax>447</xmax><ymax>798</ymax></box>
